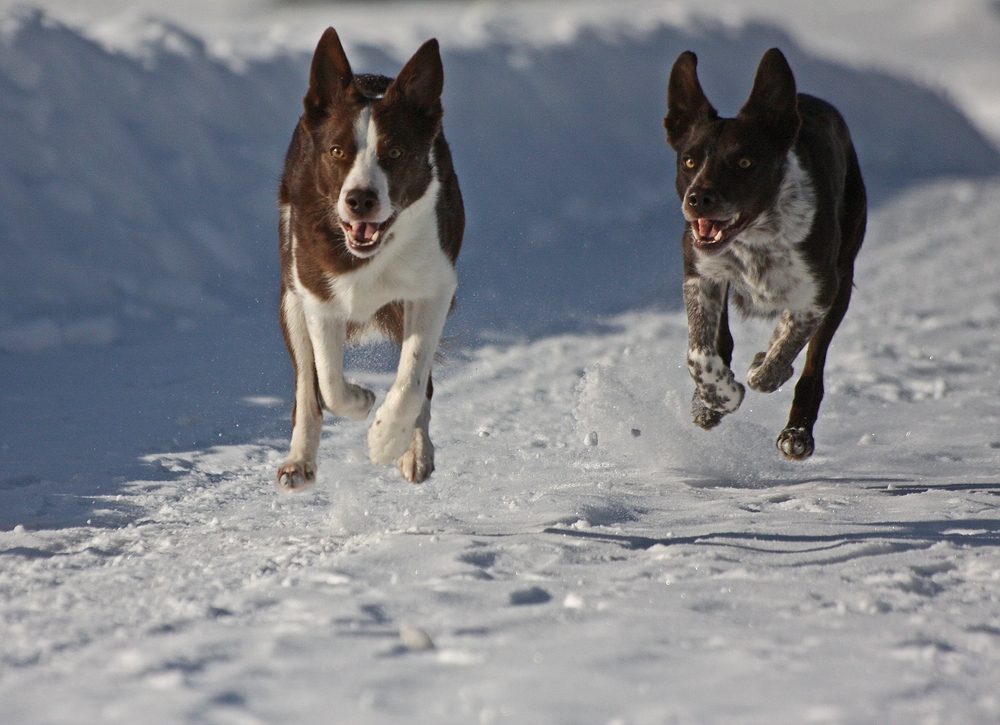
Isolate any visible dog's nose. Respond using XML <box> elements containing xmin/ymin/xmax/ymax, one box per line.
<box><xmin>345</xmin><ymin>188</ymin><xmax>379</xmax><ymax>216</ymax></box>
<box><xmin>686</xmin><ymin>189</ymin><xmax>717</xmax><ymax>210</ymax></box>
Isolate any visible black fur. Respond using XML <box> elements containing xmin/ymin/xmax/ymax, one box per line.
<box><xmin>665</xmin><ymin>48</ymin><xmax>867</xmax><ymax>460</ymax></box>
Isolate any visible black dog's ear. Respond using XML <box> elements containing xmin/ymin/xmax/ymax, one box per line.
<box><xmin>304</xmin><ymin>27</ymin><xmax>355</xmax><ymax>118</ymax></box>
<box><xmin>387</xmin><ymin>38</ymin><xmax>444</xmax><ymax>118</ymax></box>
<box><xmin>737</xmin><ymin>48</ymin><xmax>800</xmax><ymax>148</ymax></box>
<box><xmin>665</xmin><ymin>51</ymin><xmax>718</xmax><ymax>149</ymax></box>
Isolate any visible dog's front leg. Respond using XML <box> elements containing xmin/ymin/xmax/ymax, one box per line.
<box><xmin>368</xmin><ymin>290</ymin><xmax>452</xmax><ymax>482</ymax></box>
<box><xmin>684</xmin><ymin>276</ymin><xmax>745</xmax><ymax>427</ymax></box>
<box><xmin>397</xmin><ymin>391</ymin><xmax>434</xmax><ymax>484</ymax></box>
<box><xmin>303</xmin><ymin>310</ymin><xmax>375</xmax><ymax>420</ymax></box>
<box><xmin>746</xmin><ymin>309</ymin><xmax>824</xmax><ymax>394</ymax></box>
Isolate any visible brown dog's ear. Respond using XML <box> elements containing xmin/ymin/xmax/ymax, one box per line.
<box><xmin>304</xmin><ymin>27</ymin><xmax>354</xmax><ymax>118</ymax></box>
<box><xmin>388</xmin><ymin>39</ymin><xmax>444</xmax><ymax>117</ymax></box>
<box><xmin>737</xmin><ymin>48</ymin><xmax>800</xmax><ymax>148</ymax></box>
<box><xmin>665</xmin><ymin>51</ymin><xmax>718</xmax><ymax>149</ymax></box>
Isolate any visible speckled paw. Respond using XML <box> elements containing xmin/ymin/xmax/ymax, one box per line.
<box><xmin>691</xmin><ymin>390</ymin><xmax>726</xmax><ymax>430</ymax></box>
<box><xmin>747</xmin><ymin>352</ymin><xmax>793</xmax><ymax>393</ymax></box>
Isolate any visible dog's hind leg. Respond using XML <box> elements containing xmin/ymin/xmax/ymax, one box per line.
<box><xmin>277</xmin><ymin>290</ymin><xmax>324</xmax><ymax>492</ymax></box>
<box><xmin>778</xmin><ymin>151</ymin><xmax>865</xmax><ymax>461</ymax></box>
<box><xmin>776</xmin><ymin>268</ymin><xmax>854</xmax><ymax>460</ymax></box>
<box><xmin>397</xmin><ymin>375</ymin><xmax>434</xmax><ymax>483</ymax></box>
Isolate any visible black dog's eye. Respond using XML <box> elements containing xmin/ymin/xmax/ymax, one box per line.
<box><xmin>683</xmin><ymin>157</ymin><xmax>697</xmax><ymax>169</ymax></box>
<box><xmin>330</xmin><ymin>146</ymin><xmax>346</xmax><ymax>159</ymax></box>
<box><xmin>739</xmin><ymin>158</ymin><xmax>752</xmax><ymax>169</ymax></box>
<box><xmin>387</xmin><ymin>148</ymin><xmax>402</xmax><ymax>160</ymax></box>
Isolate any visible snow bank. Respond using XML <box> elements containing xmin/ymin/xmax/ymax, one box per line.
<box><xmin>0</xmin><ymin>9</ymin><xmax>301</xmax><ymax>351</ymax></box>
<box><xmin>1</xmin><ymin>8</ymin><xmax>998</xmax><ymax>349</ymax></box>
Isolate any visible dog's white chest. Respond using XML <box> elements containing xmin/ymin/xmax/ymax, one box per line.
<box><xmin>697</xmin><ymin>239</ymin><xmax>817</xmax><ymax>316</ymax></box>
<box><xmin>293</xmin><ymin>178</ymin><xmax>456</xmax><ymax>322</ymax></box>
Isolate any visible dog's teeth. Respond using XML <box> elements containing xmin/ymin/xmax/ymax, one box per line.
<box><xmin>371</xmin><ymin>230</ymin><xmax>380</xmax><ymax>243</ymax></box>
<box><xmin>714</xmin><ymin>229</ymin><xmax>724</xmax><ymax>242</ymax></box>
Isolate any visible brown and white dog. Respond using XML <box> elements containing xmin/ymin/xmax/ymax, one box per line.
<box><xmin>665</xmin><ymin>48</ymin><xmax>866</xmax><ymax>460</ymax></box>
<box><xmin>276</xmin><ymin>28</ymin><xmax>463</xmax><ymax>491</ymax></box>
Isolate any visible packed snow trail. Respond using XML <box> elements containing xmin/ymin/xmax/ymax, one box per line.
<box><xmin>2</xmin><ymin>179</ymin><xmax>1000</xmax><ymax>724</ymax></box>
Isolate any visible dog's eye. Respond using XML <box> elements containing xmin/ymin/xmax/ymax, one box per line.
<box><xmin>739</xmin><ymin>158</ymin><xmax>753</xmax><ymax>169</ymax></box>
<box><xmin>330</xmin><ymin>146</ymin><xmax>346</xmax><ymax>159</ymax></box>
<box><xmin>387</xmin><ymin>148</ymin><xmax>402</xmax><ymax>160</ymax></box>
<box><xmin>683</xmin><ymin>157</ymin><xmax>697</xmax><ymax>169</ymax></box>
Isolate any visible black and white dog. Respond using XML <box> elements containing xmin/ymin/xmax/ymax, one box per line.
<box><xmin>276</xmin><ymin>28</ymin><xmax>463</xmax><ymax>491</ymax></box>
<box><xmin>665</xmin><ymin>48</ymin><xmax>866</xmax><ymax>459</ymax></box>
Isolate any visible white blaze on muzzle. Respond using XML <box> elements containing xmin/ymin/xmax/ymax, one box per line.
<box><xmin>337</xmin><ymin>105</ymin><xmax>392</xmax><ymax>225</ymax></box>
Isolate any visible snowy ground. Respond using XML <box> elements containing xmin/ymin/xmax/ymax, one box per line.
<box><xmin>2</xmin><ymin>2</ymin><xmax>1000</xmax><ymax>724</ymax></box>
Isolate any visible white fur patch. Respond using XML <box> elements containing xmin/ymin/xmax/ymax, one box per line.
<box><xmin>686</xmin><ymin>348</ymin><xmax>745</xmax><ymax>413</ymax></box>
<box><xmin>337</xmin><ymin>106</ymin><xmax>392</xmax><ymax>224</ymax></box>
<box><xmin>694</xmin><ymin>151</ymin><xmax>821</xmax><ymax>317</ymax></box>
<box><xmin>279</xmin><ymin>203</ymin><xmax>292</xmax><ymax>253</ymax></box>
<box><xmin>326</xmin><ymin>174</ymin><xmax>455</xmax><ymax>321</ymax></box>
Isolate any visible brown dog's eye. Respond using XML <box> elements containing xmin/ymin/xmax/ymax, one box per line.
<box><xmin>683</xmin><ymin>157</ymin><xmax>697</xmax><ymax>169</ymax></box>
<box><xmin>739</xmin><ymin>158</ymin><xmax>752</xmax><ymax>169</ymax></box>
<box><xmin>387</xmin><ymin>148</ymin><xmax>402</xmax><ymax>160</ymax></box>
<box><xmin>330</xmin><ymin>146</ymin><xmax>345</xmax><ymax>159</ymax></box>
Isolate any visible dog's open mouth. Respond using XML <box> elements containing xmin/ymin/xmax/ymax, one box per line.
<box><xmin>691</xmin><ymin>213</ymin><xmax>743</xmax><ymax>249</ymax></box>
<box><xmin>342</xmin><ymin>214</ymin><xmax>397</xmax><ymax>256</ymax></box>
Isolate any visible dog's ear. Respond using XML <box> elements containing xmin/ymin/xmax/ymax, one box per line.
<box><xmin>388</xmin><ymin>39</ymin><xmax>444</xmax><ymax>117</ymax></box>
<box><xmin>665</xmin><ymin>51</ymin><xmax>718</xmax><ymax>149</ymax></box>
<box><xmin>304</xmin><ymin>27</ymin><xmax>354</xmax><ymax>118</ymax></box>
<box><xmin>737</xmin><ymin>48</ymin><xmax>800</xmax><ymax>148</ymax></box>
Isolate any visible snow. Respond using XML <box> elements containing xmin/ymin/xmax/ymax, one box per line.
<box><xmin>2</xmin><ymin>2</ymin><xmax>1000</xmax><ymax>723</ymax></box>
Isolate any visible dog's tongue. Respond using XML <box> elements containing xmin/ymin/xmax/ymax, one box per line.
<box><xmin>349</xmin><ymin>222</ymin><xmax>376</xmax><ymax>244</ymax></box>
<box><xmin>695</xmin><ymin>218</ymin><xmax>724</xmax><ymax>241</ymax></box>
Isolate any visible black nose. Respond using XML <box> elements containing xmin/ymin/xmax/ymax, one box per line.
<box><xmin>686</xmin><ymin>189</ymin><xmax>717</xmax><ymax>210</ymax></box>
<box><xmin>345</xmin><ymin>188</ymin><xmax>378</xmax><ymax>215</ymax></box>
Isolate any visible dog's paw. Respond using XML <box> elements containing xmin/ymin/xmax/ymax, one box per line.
<box><xmin>688</xmin><ymin>351</ymin><xmax>745</xmax><ymax>413</ymax></box>
<box><xmin>747</xmin><ymin>352</ymin><xmax>794</xmax><ymax>393</ymax></box>
<box><xmin>369</xmin><ymin>415</ymin><xmax>415</xmax><ymax>465</ymax></box>
<box><xmin>368</xmin><ymin>393</ymin><xmax>423</xmax><ymax>465</ymax></box>
<box><xmin>397</xmin><ymin>427</ymin><xmax>435</xmax><ymax>484</ymax></box>
<box><xmin>776</xmin><ymin>427</ymin><xmax>814</xmax><ymax>461</ymax></box>
<box><xmin>695</xmin><ymin>376</ymin><xmax>745</xmax><ymax>414</ymax></box>
<box><xmin>691</xmin><ymin>391</ymin><xmax>726</xmax><ymax>430</ymax></box>
<box><xmin>335</xmin><ymin>383</ymin><xmax>376</xmax><ymax>421</ymax></box>
<box><xmin>276</xmin><ymin>460</ymin><xmax>316</xmax><ymax>493</ymax></box>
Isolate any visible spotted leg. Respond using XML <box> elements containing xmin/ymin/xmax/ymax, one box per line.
<box><xmin>684</xmin><ymin>277</ymin><xmax>745</xmax><ymax>428</ymax></box>
<box><xmin>746</xmin><ymin>309</ymin><xmax>824</xmax><ymax>394</ymax></box>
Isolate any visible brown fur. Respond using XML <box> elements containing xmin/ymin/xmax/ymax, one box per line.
<box><xmin>276</xmin><ymin>28</ymin><xmax>463</xmax><ymax>490</ymax></box>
